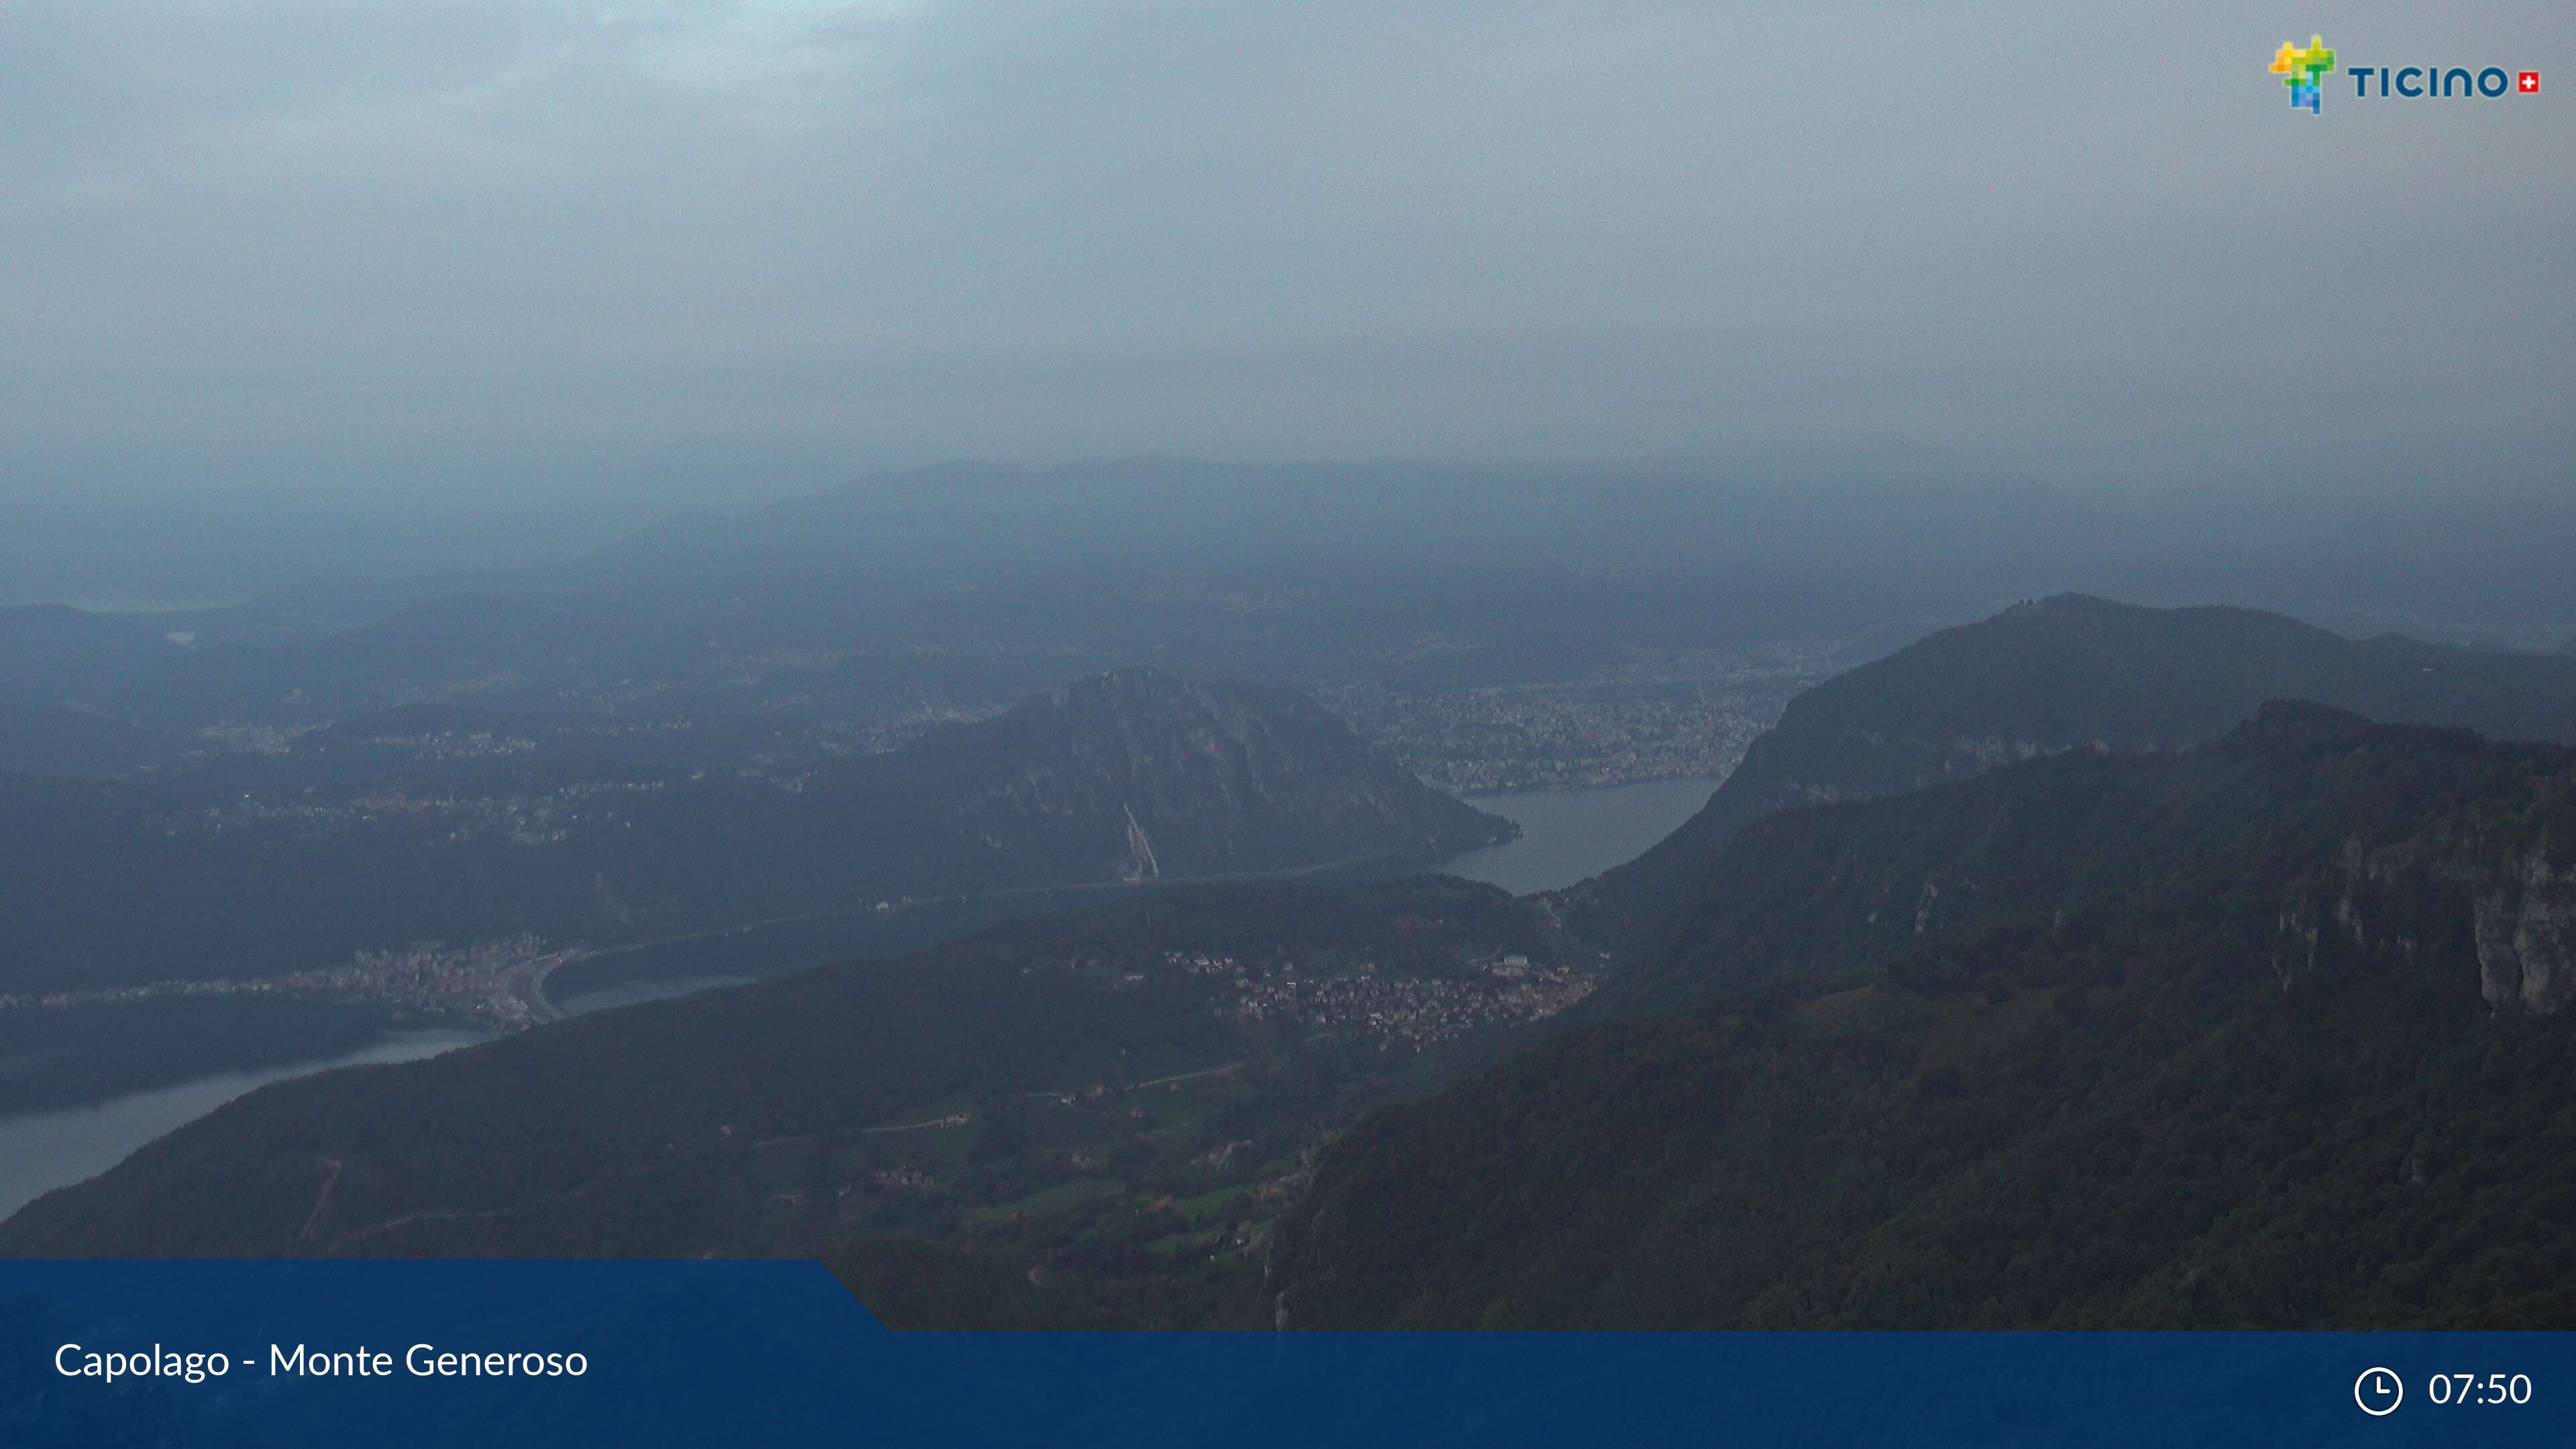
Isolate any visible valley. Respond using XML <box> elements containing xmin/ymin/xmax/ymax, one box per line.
<box><xmin>11</xmin><ymin>587</ymin><xmax>2576</xmax><ymax>1334</ymax></box>
<box><xmin>0</xmin><ymin>752</ymin><xmax>1678</xmax><ymax>1222</ymax></box>
<box><xmin>0</xmin><ymin>878</ymin><xmax>1597</xmax><ymax>1326</ymax></box>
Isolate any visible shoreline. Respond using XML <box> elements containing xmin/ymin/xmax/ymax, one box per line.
<box><xmin>1460</xmin><ymin>773</ymin><xmax>1719</xmax><ymax>804</ymax></box>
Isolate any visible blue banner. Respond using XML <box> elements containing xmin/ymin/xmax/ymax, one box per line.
<box><xmin>3</xmin><ymin>1260</ymin><xmax>2567</xmax><ymax>1446</ymax></box>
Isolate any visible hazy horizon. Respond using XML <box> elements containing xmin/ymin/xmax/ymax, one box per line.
<box><xmin>4</xmin><ymin>1</ymin><xmax>2567</xmax><ymax>606</ymax></box>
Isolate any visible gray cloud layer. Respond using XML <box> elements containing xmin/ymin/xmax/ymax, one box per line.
<box><xmin>3</xmin><ymin>1</ymin><xmax>2567</xmax><ymax>504</ymax></box>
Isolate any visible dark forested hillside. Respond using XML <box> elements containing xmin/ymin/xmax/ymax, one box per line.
<box><xmin>0</xmin><ymin>702</ymin><xmax>192</xmax><ymax>776</ymax></box>
<box><xmin>0</xmin><ymin>668</ymin><xmax>1508</xmax><ymax>994</ymax></box>
<box><xmin>0</xmin><ymin>877</ymin><xmax>1586</xmax><ymax>1328</ymax></box>
<box><xmin>871</xmin><ymin>668</ymin><xmax>1504</xmax><ymax>879</ymax></box>
<box><xmin>0</xmin><ymin>604</ymin><xmax>181</xmax><ymax>692</ymax></box>
<box><xmin>1269</xmin><ymin>706</ymin><xmax>2576</xmax><ymax>1328</ymax></box>
<box><xmin>1568</xmin><ymin>595</ymin><xmax>2576</xmax><ymax>950</ymax></box>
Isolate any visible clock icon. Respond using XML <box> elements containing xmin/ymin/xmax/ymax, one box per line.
<box><xmin>2356</xmin><ymin>1367</ymin><xmax>2404</xmax><ymax>1416</ymax></box>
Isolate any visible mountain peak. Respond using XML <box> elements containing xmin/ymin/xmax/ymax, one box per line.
<box><xmin>871</xmin><ymin>670</ymin><xmax>1512</xmax><ymax>881</ymax></box>
<box><xmin>1569</xmin><ymin>596</ymin><xmax>2576</xmax><ymax>951</ymax></box>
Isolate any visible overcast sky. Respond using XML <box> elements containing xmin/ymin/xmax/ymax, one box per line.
<box><xmin>3</xmin><ymin>0</ymin><xmax>2567</xmax><ymax>534</ymax></box>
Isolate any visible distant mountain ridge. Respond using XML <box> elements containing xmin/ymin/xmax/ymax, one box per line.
<box><xmin>18</xmin><ymin>466</ymin><xmax>2576</xmax><ymax>725</ymax></box>
<box><xmin>1570</xmin><ymin>594</ymin><xmax>2576</xmax><ymax>949</ymax></box>
<box><xmin>0</xmin><ymin>667</ymin><xmax>1509</xmax><ymax>994</ymax></box>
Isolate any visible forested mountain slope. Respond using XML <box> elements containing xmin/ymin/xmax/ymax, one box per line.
<box><xmin>1570</xmin><ymin>595</ymin><xmax>2576</xmax><ymax>949</ymax></box>
<box><xmin>1274</xmin><ymin>705</ymin><xmax>2576</xmax><ymax>1328</ymax></box>
<box><xmin>0</xmin><ymin>877</ymin><xmax>1577</xmax><ymax>1330</ymax></box>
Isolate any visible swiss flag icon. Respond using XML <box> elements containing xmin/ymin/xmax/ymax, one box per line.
<box><xmin>2519</xmin><ymin>71</ymin><xmax>2540</xmax><ymax>93</ymax></box>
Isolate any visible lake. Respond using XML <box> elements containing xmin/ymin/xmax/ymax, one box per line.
<box><xmin>0</xmin><ymin>1027</ymin><xmax>492</xmax><ymax>1221</ymax></box>
<box><xmin>1439</xmin><ymin>776</ymin><xmax>1717</xmax><ymax>895</ymax></box>
<box><xmin>0</xmin><ymin>777</ymin><xmax>1714</xmax><ymax>1220</ymax></box>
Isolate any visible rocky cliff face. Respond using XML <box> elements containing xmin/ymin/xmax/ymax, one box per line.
<box><xmin>2478</xmin><ymin>853</ymin><xmax>2576</xmax><ymax>1012</ymax></box>
<box><xmin>2276</xmin><ymin>805</ymin><xmax>2576</xmax><ymax>1014</ymax></box>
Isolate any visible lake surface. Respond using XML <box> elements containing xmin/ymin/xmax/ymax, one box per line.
<box><xmin>553</xmin><ymin>973</ymin><xmax>751</xmax><ymax>1016</ymax></box>
<box><xmin>0</xmin><ymin>777</ymin><xmax>1713</xmax><ymax>1222</ymax></box>
<box><xmin>1439</xmin><ymin>777</ymin><xmax>1716</xmax><ymax>895</ymax></box>
<box><xmin>0</xmin><ymin>1028</ymin><xmax>492</xmax><ymax>1222</ymax></box>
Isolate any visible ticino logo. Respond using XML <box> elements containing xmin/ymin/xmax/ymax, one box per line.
<box><xmin>2268</xmin><ymin>34</ymin><xmax>2538</xmax><ymax>114</ymax></box>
